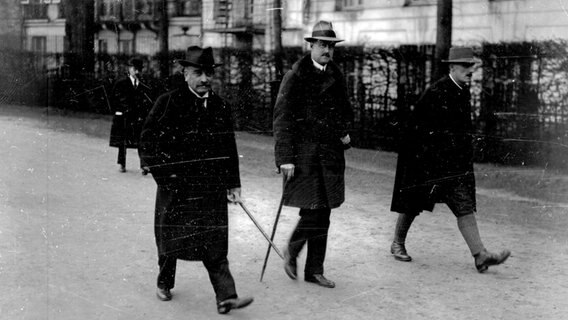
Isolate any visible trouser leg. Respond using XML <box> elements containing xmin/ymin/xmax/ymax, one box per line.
<box><xmin>117</xmin><ymin>145</ymin><xmax>126</xmax><ymax>167</ymax></box>
<box><xmin>302</xmin><ymin>208</ymin><xmax>331</xmax><ymax>276</ymax></box>
<box><xmin>393</xmin><ymin>212</ymin><xmax>417</xmax><ymax>244</ymax></box>
<box><xmin>203</xmin><ymin>255</ymin><xmax>237</xmax><ymax>303</ymax></box>
<box><xmin>287</xmin><ymin>210</ymin><xmax>309</xmax><ymax>259</ymax></box>
<box><xmin>157</xmin><ymin>255</ymin><xmax>177</xmax><ymax>289</ymax></box>
<box><xmin>138</xmin><ymin>146</ymin><xmax>147</xmax><ymax>169</ymax></box>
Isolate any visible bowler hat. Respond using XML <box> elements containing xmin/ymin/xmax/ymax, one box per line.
<box><xmin>177</xmin><ymin>46</ymin><xmax>222</xmax><ymax>69</ymax></box>
<box><xmin>442</xmin><ymin>47</ymin><xmax>480</xmax><ymax>64</ymax></box>
<box><xmin>304</xmin><ymin>20</ymin><xmax>344</xmax><ymax>43</ymax></box>
<box><xmin>127</xmin><ymin>57</ymin><xmax>144</xmax><ymax>71</ymax></box>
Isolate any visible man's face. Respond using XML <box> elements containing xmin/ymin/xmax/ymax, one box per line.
<box><xmin>310</xmin><ymin>40</ymin><xmax>336</xmax><ymax>66</ymax></box>
<box><xmin>183</xmin><ymin>65</ymin><xmax>213</xmax><ymax>95</ymax></box>
<box><xmin>450</xmin><ymin>63</ymin><xmax>475</xmax><ymax>86</ymax></box>
<box><xmin>128</xmin><ymin>66</ymin><xmax>141</xmax><ymax>77</ymax></box>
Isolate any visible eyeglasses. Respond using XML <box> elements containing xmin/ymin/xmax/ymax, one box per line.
<box><xmin>314</xmin><ymin>40</ymin><xmax>336</xmax><ymax>49</ymax></box>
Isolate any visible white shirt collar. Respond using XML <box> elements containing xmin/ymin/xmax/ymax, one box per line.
<box><xmin>129</xmin><ymin>75</ymin><xmax>138</xmax><ymax>87</ymax></box>
<box><xmin>449</xmin><ymin>74</ymin><xmax>463</xmax><ymax>90</ymax></box>
<box><xmin>188</xmin><ymin>86</ymin><xmax>209</xmax><ymax>108</ymax></box>
<box><xmin>188</xmin><ymin>86</ymin><xmax>209</xmax><ymax>99</ymax></box>
<box><xmin>312</xmin><ymin>59</ymin><xmax>326</xmax><ymax>72</ymax></box>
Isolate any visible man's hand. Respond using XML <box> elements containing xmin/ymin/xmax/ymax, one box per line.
<box><xmin>280</xmin><ymin>163</ymin><xmax>295</xmax><ymax>182</ymax></box>
<box><xmin>340</xmin><ymin>134</ymin><xmax>351</xmax><ymax>145</ymax></box>
<box><xmin>227</xmin><ymin>187</ymin><xmax>242</xmax><ymax>204</ymax></box>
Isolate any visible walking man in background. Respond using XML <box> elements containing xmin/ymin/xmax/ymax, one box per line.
<box><xmin>389</xmin><ymin>47</ymin><xmax>511</xmax><ymax>273</ymax></box>
<box><xmin>109</xmin><ymin>57</ymin><xmax>153</xmax><ymax>174</ymax></box>
<box><xmin>273</xmin><ymin>20</ymin><xmax>353</xmax><ymax>288</ymax></box>
<box><xmin>139</xmin><ymin>46</ymin><xmax>253</xmax><ymax>314</ymax></box>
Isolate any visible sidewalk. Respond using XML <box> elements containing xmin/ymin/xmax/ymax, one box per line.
<box><xmin>1</xmin><ymin>103</ymin><xmax>567</xmax><ymax>320</ymax></box>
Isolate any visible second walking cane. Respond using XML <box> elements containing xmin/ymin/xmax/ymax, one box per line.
<box><xmin>259</xmin><ymin>178</ymin><xmax>286</xmax><ymax>282</ymax></box>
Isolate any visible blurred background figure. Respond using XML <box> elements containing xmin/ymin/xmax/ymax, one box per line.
<box><xmin>109</xmin><ymin>57</ymin><xmax>154</xmax><ymax>174</ymax></box>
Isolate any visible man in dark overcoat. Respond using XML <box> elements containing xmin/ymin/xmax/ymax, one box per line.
<box><xmin>139</xmin><ymin>46</ymin><xmax>253</xmax><ymax>314</ymax></box>
<box><xmin>390</xmin><ymin>47</ymin><xmax>510</xmax><ymax>273</ymax></box>
<box><xmin>109</xmin><ymin>57</ymin><xmax>154</xmax><ymax>174</ymax></box>
<box><xmin>273</xmin><ymin>21</ymin><xmax>353</xmax><ymax>288</ymax></box>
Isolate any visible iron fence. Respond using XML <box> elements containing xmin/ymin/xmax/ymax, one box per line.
<box><xmin>2</xmin><ymin>41</ymin><xmax>566</xmax><ymax>170</ymax></box>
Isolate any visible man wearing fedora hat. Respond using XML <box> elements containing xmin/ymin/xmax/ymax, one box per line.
<box><xmin>389</xmin><ymin>47</ymin><xmax>511</xmax><ymax>273</ymax></box>
<box><xmin>139</xmin><ymin>46</ymin><xmax>253</xmax><ymax>314</ymax></box>
<box><xmin>273</xmin><ymin>20</ymin><xmax>353</xmax><ymax>288</ymax></box>
<box><xmin>109</xmin><ymin>57</ymin><xmax>154</xmax><ymax>174</ymax></box>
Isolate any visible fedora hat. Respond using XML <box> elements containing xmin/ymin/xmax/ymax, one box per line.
<box><xmin>127</xmin><ymin>57</ymin><xmax>144</xmax><ymax>71</ymax></box>
<box><xmin>304</xmin><ymin>20</ymin><xmax>344</xmax><ymax>43</ymax></box>
<box><xmin>442</xmin><ymin>47</ymin><xmax>480</xmax><ymax>64</ymax></box>
<box><xmin>177</xmin><ymin>46</ymin><xmax>222</xmax><ymax>69</ymax></box>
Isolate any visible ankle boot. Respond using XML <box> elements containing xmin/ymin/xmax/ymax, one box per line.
<box><xmin>391</xmin><ymin>241</ymin><xmax>412</xmax><ymax>262</ymax></box>
<box><xmin>474</xmin><ymin>249</ymin><xmax>511</xmax><ymax>273</ymax></box>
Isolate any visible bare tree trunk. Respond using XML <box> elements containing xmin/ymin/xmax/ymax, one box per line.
<box><xmin>159</xmin><ymin>0</ymin><xmax>169</xmax><ymax>78</ymax></box>
<box><xmin>433</xmin><ymin>0</ymin><xmax>452</xmax><ymax>81</ymax></box>
<box><xmin>273</xmin><ymin>0</ymin><xmax>284</xmax><ymax>80</ymax></box>
<box><xmin>64</xmin><ymin>0</ymin><xmax>95</xmax><ymax>79</ymax></box>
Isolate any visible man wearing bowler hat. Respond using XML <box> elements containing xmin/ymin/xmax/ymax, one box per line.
<box><xmin>139</xmin><ymin>46</ymin><xmax>253</xmax><ymax>314</ymax></box>
<box><xmin>273</xmin><ymin>21</ymin><xmax>353</xmax><ymax>288</ymax></box>
<box><xmin>389</xmin><ymin>47</ymin><xmax>511</xmax><ymax>272</ymax></box>
<box><xmin>109</xmin><ymin>57</ymin><xmax>154</xmax><ymax>174</ymax></box>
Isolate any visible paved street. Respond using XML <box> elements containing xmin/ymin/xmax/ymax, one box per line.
<box><xmin>1</xmin><ymin>105</ymin><xmax>567</xmax><ymax>320</ymax></box>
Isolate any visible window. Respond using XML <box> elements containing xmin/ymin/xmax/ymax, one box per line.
<box><xmin>98</xmin><ymin>39</ymin><xmax>108</xmax><ymax>53</ymax></box>
<box><xmin>343</xmin><ymin>0</ymin><xmax>363</xmax><ymax>7</ymax></box>
<box><xmin>403</xmin><ymin>0</ymin><xmax>435</xmax><ymax>6</ymax></box>
<box><xmin>336</xmin><ymin>0</ymin><xmax>363</xmax><ymax>10</ymax></box>
<box><xmin>119</xmin><ymin>40</ymin><xmax>133</xmax><ymax>54</ymax></box>
<box><xmin>182</xmin><ymin>0</ymin><xmax>201</xmax><ymax>16</ymax></box>
<box><xmin>214</xmin><ymin>0</ymin><xmax>229</xmax><ymax>20</ymax></box>
<box><xmin>31</xmin><ymin>36</ymin><xmax>46</xmax><ymax>52</ymax></box>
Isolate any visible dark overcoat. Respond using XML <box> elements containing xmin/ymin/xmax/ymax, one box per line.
<box><xmin>390</xmin><ymin>75</ymin><xmax>476</xmax><ymax>214</ymax></box>
<box><xmin>109</xmin><ymin>76</ymin><xmax>154</xmax><ymax>148</ymax></box>
<box><xmin>273</xmin><ymin>54</ymin><xmax>353</xmax><ymax>209</ymax></box>
<box><xmin>139</xmin><ymin>85</ymin><xmax>240</xmax><ymax>261</ymax></box>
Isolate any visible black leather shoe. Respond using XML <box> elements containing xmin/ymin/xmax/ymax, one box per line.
<box><xmin>141</xmin><ymin>166</ymin><xmax>150</xmax><ymax>175</ymax></box>
<box><xmin>156</xmin><ymin>288</ymin><xmax>172</xmax><ymax>301</ymax></box>
<box><xmin>119</xmin><ymin>165</ymin><xmax>126</xmax><ymax>173</ymax></box>
<box><xmin>391</xmin><ymin>241</ymin><xmax>412</xmax><ymax>262</ymax></box>
<box><xmin>475</xmin><ymin>249</ymin><xmax>511</xmax><ymax>273</ymax></box>
<box><xmin>305</xmin><ymin>274</ymin><xmax>335</xmax><ymax>288</ymax></box>
<box><xmin>217</xmin><ymin>296</ymin><xmax>254</xmax><ymax>314</ymax></box>
<box><xmin>283</xmin><ymin>248</ymin><xmax>297</xmax><ymax>280</ymax></box>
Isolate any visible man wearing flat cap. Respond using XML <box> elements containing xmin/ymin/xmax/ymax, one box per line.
<box><xmin>139</xmin><ymin>46</ymin><xmax>253</xmax><ymax>314</ymax></box>
<box><xmin>273</xmin><ymin>20</ymin><xmax>353</xmax><ymax>288</ymax></box>
<box><xmin>109</xmin><ymin>57</ymin><xmax>154</xmax><ymax>174</ymax></box>
<box><xmin>389</xmin><ymin>47</ymin><xmax>511</xmax><ymax>273</ymax></box>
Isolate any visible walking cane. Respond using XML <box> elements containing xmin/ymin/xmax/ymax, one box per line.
<box><xmin>238</xmin><ymin>201</ymin><xmax>284</xmax><ymax>259</ymax></box>
<box><xmin>259</xmin><ymin>177</ymin><xmax>286</xmax><ymax>282</ymax></box>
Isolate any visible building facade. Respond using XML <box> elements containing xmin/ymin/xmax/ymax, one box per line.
<box><xmin>264</xmin><ymin>0</ymin><xmax>568</xmax><ymax>49</ymax></box>
<box><xmin>18</xmin><ymin>0</ymin><xmax>568</xmax><ymax>56</ymax></box>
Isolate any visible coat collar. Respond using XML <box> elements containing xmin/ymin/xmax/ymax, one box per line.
<box><xmin>292</xmin><ymin>54</ymin><xmax>340</xmax><ymax>94</ymax></box>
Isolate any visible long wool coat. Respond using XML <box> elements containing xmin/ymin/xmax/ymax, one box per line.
<box><xmin>273</xmin><ymin>54</ymin><xmax>353</xmax><ymax>209</ymax></box>
<box><xmin>139</xmin><ymin>85</ymin><xmax>240</xmax><ymax>261</ymax></box>
<box><xmin>390</xmin><ymin>75</ymin><xmax>476</xmax><ymax>214</ymax></box>
<box><xmin>109</xmin><ymin>77</ymin><xmax>154</xmax><ymax>148</ymax></box>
